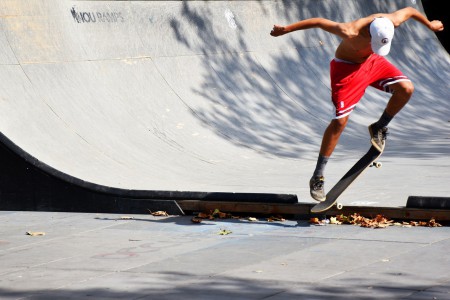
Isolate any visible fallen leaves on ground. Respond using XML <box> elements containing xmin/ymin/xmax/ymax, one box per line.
<box><xmin>309</xmin><ymin>217</ymin><xmax>323</xmax><ymax>225</ymax></box>
<box><xmin>191</xmin><ymin>209</ymin><xmax>238</xmax><ymax>223</ymax></box>
<box><xmin>348</xmin><ymin>214</ymin><xmax>394</xmax><ymax>228</ymax></box>
<box><xmin>309</xmin><ymin>217</ymin><xmax>329</xmax><ymax>226</ymax></box>
<box><xmin>149</xmin><ymin>210</ymin><xmax>169</xmax><ymax>217</ymax></box>
<box><xmin>311</xmin><ymin>214</ymin><xmax>442</xmax><ymax>229</ymax></box>
<box><xmin>396</xmin><ymin>219</ymin><xmax>442</xmax><ymax>228</ymax></box>
<box><xmin>329</xmin><ymin>217</ymin><xmax>342</xmax><ymax>225</ymax></box>
<box><xmin>267</xmin><ymin>215</ymin><xmax>286</xmax><ymax>222</ymax></box>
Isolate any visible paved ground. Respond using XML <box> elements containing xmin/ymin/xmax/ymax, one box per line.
<box><xmin>0</xmin><ymin>211</ymin><xmax>449</xmax><ymax>299</ymax></box>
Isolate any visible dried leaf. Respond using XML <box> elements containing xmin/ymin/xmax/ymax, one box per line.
<box><xmin>268</xmin><ymin>215</ymin><xmax>285</xmax><ymax>222</ymax></box>
<box><xmin>329</xmin><ymin>217</ymin><xmax>342</xmax><ymax>225</ymax></box>
<box><xmin>218</xmin><ymin>229</ymin><xmax>232</xmax><ymax>235</ymax></box>
<box><xmin>191</xmin><ymin>217</ymin><xmax>202</xmax><ymax>223</ymax></box>
<box><xmin>26</xmin><ymin>231</ymin><xmax>45</xmax><ymax>236</ymax></box>
<box><xmin>218</xmin><ymin>212</ymin><xmax>228</xmax><ymax>219</ymax></box>
<box><xmin>248</xmin><ymin>217</ymin><xmax>258</xmax><ymax>222</ymax></box>
<box><xmin>154</xmin><ymin>211</ymin><xmax>169</xmax><ymax>216</ymax></box>
<box><xmin>309</xmin><ymin>217</ymin><xmax>320</xmax><ymax>224</ymax></box>
<box><xmin>149</xmin><ymin>210</ymin><xmax>169</xmax><ymax>216</ymax></box>
<box><xmin>426</xmin><ymin>218</ymin><xmax>442</xmax><ymax>227</ymax></box>
<box><xmin>336</xmin><ymin>214</ymin><xmax>350</xmax><ymax>224</ymax></box>
<box><xmin>198</xmin><ymin>212</ymin><xmax>209</xmax><ymax>218</ymax></box>
<box><xmin>310</xmin><ymin>218</ymin><xmax>327</xmax><ymax>225</ymax></box>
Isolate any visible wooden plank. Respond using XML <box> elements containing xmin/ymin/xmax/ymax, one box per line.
<box><xmin>177</xmin><ymin>200</ymin><xmax>450</xmax><ymax>221</ymax></box>
<box><xmin>177</xmin><ymin>200</ymin><xmax>311</xmax><ymax>215</ymax></box>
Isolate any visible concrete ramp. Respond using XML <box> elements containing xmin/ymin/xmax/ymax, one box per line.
<box><xmin>0</xmin><ymin>0</ymin><xmax>449</xmax><ymax>207</ymax></box>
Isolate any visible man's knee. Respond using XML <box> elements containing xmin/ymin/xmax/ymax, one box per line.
<box><xmin>331</xmin><ymin>116</ymin><xmax>349</xmax><ymax>133</ymax></box>
<box><xmin>401</xmin><ymin>81</ymin><xmax>414</xmax><ymax>97</ymax></box>
<box><xmin>393</xmin><ymin>81</ymin><xmax>415</xmax><ymax>99</ymax></box>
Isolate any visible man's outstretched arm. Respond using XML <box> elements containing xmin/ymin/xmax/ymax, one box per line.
<box><xmin>389</xmin><ymin>7</ymin><xmax>443</xmax><ymax>31</ymax></box>
<box><xmin>270</xmin><ymin>18</ymin><xmax>346</xmax><ymax>38</ymax></box>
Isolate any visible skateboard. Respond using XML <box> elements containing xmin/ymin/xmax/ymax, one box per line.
<box><xmin>311</xmin><ymin>145</ymin><xmax>383</xmax><ymax>213</ymax></box>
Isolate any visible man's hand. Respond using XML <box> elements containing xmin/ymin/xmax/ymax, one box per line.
<box><xmin>270</xmin><ymin>25</ymin><xmax>288</xmax><ymax>37</ymax></box>
<box><xmin>429</xmin><ymin>20</ymin><xmax>444</xmax><ymax>32</ymax></box>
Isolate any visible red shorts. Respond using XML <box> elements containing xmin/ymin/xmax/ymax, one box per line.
<box><xmin>330</xmin><ymin>54</ymin><xmax>410</xmax><ymax>119</ymax></box>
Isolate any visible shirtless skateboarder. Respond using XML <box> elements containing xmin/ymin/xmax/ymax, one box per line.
<box><xmin>270</xmin><ymin>7</ymin><xmax>444</xmax><ymax>201</ymax></box>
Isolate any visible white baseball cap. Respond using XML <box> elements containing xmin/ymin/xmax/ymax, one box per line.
<box><xmin>370</xmin><ymin>17</ymin><xmax>394</xmax><ymax>56</ymax></box>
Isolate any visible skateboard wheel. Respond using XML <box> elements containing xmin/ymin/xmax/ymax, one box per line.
<box><xmin>370</xmin><ymin>161</ymin><xmax>382</xmax><ymax>168</ymax></box>
<box><xmin>336</xmin><ymin>203</ymin><xmax>343</xmax><ymax>210</ymax></box>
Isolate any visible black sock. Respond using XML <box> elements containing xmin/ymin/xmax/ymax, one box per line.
<box><xmin>374</xmin><ymin>110</ymin><xmax>393</xmax><ymax>130</ymax></box>
<box><xmin>313</xmin><ymin>154</ymin><xmax>329</xmax><ymax>178</ymax></box>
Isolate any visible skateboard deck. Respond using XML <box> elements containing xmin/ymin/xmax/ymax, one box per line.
<box><xmin>311</xmin><ymin>145</ymin><xmax>383</xmax><ymax>213</ymax></box>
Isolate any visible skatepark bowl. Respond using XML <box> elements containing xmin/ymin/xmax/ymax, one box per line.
<box><xmin>1</xmin><ymin>2</ymin><xmax>450</xmax><ymax>299</ymax></box>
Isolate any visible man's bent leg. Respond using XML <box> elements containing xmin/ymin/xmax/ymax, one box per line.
<box><xmin>369</xmin><ymin>81</ymin><xmax>414</xmax><ymax>151</ymax></box>
<box><xmin>310</xmin><ymin>116</ymin><xmax>349</xmax><ymax>201</ymax></box>
<box><xmin>319</xmin><ymin>116</ymin><xmax>349</xmax><ymax>157</ymax></box>
<box><xmin>385</xmin><ymin>81</ymin><xmax>414</xmax><ymax>116</ymax></box>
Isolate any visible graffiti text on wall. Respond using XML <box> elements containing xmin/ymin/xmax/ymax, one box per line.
<box><xmin>71</xmin><ymin>7</ymin><xmax>125</xmax><ymax>24</ymax></box>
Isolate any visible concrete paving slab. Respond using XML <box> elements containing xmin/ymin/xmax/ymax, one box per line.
<box><xmin>0</xmin><ymin>0</ymin><xmax>448</xmax><ymax>210</ymax></box>
<box><xmin>0</xmin><ymin>211</ymin><xmax>449</xmax><ymax>299</ymax></box>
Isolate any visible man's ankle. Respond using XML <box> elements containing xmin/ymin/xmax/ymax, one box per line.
<box><xmin>313</xmin><ymin>154</ymin><xmax>329</xmax><ymax>178</ymax></box>
<box><xmin>374</xmin><ymin>110</ymin><xmax>393</xmax><ymax>129</ymax></box>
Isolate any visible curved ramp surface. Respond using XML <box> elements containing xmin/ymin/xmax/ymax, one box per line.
<box><xmin>0</xmin><ymin>0</ymin><xmax>449</xmax><ymax>207</ymax></box>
